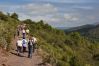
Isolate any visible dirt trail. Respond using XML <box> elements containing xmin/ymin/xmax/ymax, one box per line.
<box><xmin>0</xmin><ymin>24</ymin><xmax>51</xmax><ymax>66</ymax></box>
<box><xmin>7</xmin><ymin>50</ymin><xmax>42</xmax><ymax>66</ymax></box>
<box><xmin>6</xmin><ymin>36</ymin><xmax>43</xmax><ymax>66</ymax></box>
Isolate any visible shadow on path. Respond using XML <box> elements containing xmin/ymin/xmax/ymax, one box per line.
<box><xmin>10</xmin><ymin>52</ymin><xmax>25</xmax><ymax>57</ymax></box>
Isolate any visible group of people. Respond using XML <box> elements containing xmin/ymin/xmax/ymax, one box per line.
<box><xmin>16</xmin><ymin>23</ymin><xmax>37</xmax><ymax>58</ymax></box>
<box><xmin>17</xmin><ymin>23</ymin><xmax>29</xmax><ymax>38</ymax></box>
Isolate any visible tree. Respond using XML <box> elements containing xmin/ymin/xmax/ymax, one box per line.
<box><xmin>7</xmin><ymin>12</ymin><xmax>10</xmax><ymax>16</ymax></box>
<box><xmin>11</xmin><ymin>12</ymin><xmax>18</xmax><ymax>20</ymax></box>
<box><xmin>0</xmin><ymin>11</ymin><xmax>8</xmax><ymax>21</ymax></box>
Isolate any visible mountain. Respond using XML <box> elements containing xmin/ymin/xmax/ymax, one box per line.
<box><xmin>56</xmin><ymin>27</ymin><xmax>71</xmax><ymax>30</ymax></box>
<box><xmin>64</xmin><ymin>24</ymin><xmax>99</xmax><ymax>41</ymax></box>
<box><xmin>0</xmin><ymin>12</ymin><xmax>99</xmax><ymax>66</ymax></box>
<box><xmin>93</xmin><ymin>22</ymin><xmax>99</xmax><ymax>25</ymax></box>
<box><xmin>88</xmin><ymin>24</ymin><xmax>99</xmax><ymax>40</ymax></box>
<box><xmin>23</xmin><ymin>20</ymin><xmax>99</xmax><ymax>66</ymax></box>
<box><xmin>64</xmin><ymin>24</ymin><xmax>95</xmax><ymax>33</ymax></box>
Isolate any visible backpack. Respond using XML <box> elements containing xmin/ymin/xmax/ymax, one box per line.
<box><xmin>32</xmin><ymin>37</ymin><xmax>37</xmax><ymax>44</ymax></box>
<box><xmin>28</xmin><ymin>40</ymin><xmax>34</xmax><ymax>46</ymax></box>
<box><xmin>23</xmin><ymin>39</ymin><xmax>26</xmax><ymax>44</ymax></box>
<box><xmin>26</xmin><ymin>29</ymin><xmax>29</xmax><ymax>33</ymax></box>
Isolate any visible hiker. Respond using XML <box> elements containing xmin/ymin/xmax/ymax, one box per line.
<box><xmin>20</xmin><ymin>24</ymin><xmax>23</xmax><ymax>30</ymax></box>
<box><xmin>26</xmin><ymin>28</ymin><xmax>29</xmax><ymax>35</ymax></box>
<box><xmin>22</xmin><ymin>39</ymin><xmax>27</xmax><ymax>53</ymax></box>
<box><xmin>32</xmin><ymin>36</ymin><xmax>37</xmax><ymax>53</ymax></box>
<box><xmin>17</xmin><ymin>25</ymin><xmax>22</xmax><ymax>36</ymax></box>
<box><xmin>21</xmin><ymin>23</ymin><xmax>26</xmax><ymax>30</ymax></box>
<box><xmin>17</xmin><ymin>28</ymin><xmax>20</xmax><ymax>36</ymax></box>
<box><xmin>22</xmin><ymin>29</ymin><xmax>26</xmax><ymax>39</ymax></box>
<box><xmin>16</xmin><ymin>38</ymin><xmax>22</xmax><ymax>56</ymax></box>
<box><xmin>14</xmin><ymin>32</ymin><xmax>16</xmax><ymax>39</ymax></box>
<box><xmin>28</xmin><ymin>37</ymin><xmax>34</xmax><ymax>58</ymax></box>
<box><xmin>23</xmin><ymin>24</ymin><xmax>26</xmax><ymax>29</ymax></box>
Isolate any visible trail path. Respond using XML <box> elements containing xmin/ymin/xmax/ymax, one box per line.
<box><xmin>0</xmin><ymin>24</ymin><xmax>51</xmax><ymax>66</ymax></box>
<box><xmin>7</xmin><ymin>35</ymin><xmax>43</xmax><ymax>66</ymax></box>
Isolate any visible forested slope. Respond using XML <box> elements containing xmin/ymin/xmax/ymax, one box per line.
<box><xmin>0</xmin><ymin>12</ymin><xmax>99</xmax><ymax>66</ymax></box>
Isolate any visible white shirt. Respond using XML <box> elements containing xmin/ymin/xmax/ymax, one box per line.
<box><xmin>22</xmin><ymin>39</ymin><xmax>27</xmax><ymax>47</ymax></box>
<box><xmin>22</xmin><ymin>29</ymin><xmax>25</xmax><ymax>33</ymax></box>
<box><xmin>26</xmin><ymin>29</ymin><xmax>29</xmax><ymax>33</ymax></box>
<box><xmin>32</xmin><ymin>37</ymin><xmax>37</xmax><ymax>43</ymax></box>
<box><xmin>17</xmin><ymin>40</ymin><xmax>22</xmax><ymax>47</ymax></box>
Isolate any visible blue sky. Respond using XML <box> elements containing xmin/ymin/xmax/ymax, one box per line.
<box><xmin>0</xmin><ymin>0</ymin><xmax>99</xmax><ymax>27</ymax></box>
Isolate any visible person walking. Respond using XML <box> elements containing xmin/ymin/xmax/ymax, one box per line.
<box><xmin>22</xmin><ymin>29</ymin><xmax>26</xmax><ymax>39</ymax></box>
<box><xmin>28</xmin><ymin>37</ymin><xmax>34</xmax><ymax>58</ymax></box>
<box><xmin>17</xmin><ymin>25</ymin><xmax>22</xmax><ymax>36</ymax></box>
<box><xmin>32</xmin><ymin>36</ymin><xmax>37</xmax><ymax>53</ymax></box>
<box><xmin>16</xmin><ymin>38</ymin><xmax>22</xmax><ymax>56</ymax></box>
<box><xmin>26</xmin><ymin>28</ymin><xmax>29</xmax><ymax>35</ymax></box>
<box><xmin>22</xmin><ymin>38</ymin><xmax>27</xmax><ymax>53</ymax></box>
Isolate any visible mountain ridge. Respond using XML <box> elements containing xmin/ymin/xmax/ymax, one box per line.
<box><xmin>64</xmin><ymin>23</ymin><xmax>99</xmax><ymax>41</ymax></box>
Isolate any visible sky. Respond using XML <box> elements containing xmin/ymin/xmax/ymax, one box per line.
<box><xmin>0</xmin><ymin>0</ymin><xmax>99</xmax><ymax>27</ymax></box>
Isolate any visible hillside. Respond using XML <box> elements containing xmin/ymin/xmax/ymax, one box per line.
<box><xmin>64</xmin><ymin>24</ymin><xmax>99</xmax><ymax>41</ymax></box>
<box><xmin>0</xmin><ymin>12</ymin><xmax>19</xmax><ymax>50</ymax></box>
<box><xmin>88</xmin><ymin>25</ymin><xmax>99</xmax><ymax>41</ymax></box>
<box><xmin>0</xmin><ymin>12</ymin><xmax>99</xmax><ymax>66</ymax></box>
<box><xmin>64</xmin><ymin>24</ymin><xmax>96</xmax><ymax>33</ymax></box>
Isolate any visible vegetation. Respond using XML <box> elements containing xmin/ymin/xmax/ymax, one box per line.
<box><xmin>0</xmin><ymin>12</ymin><xmax>99</xmax><ymax>66</ymax></box>
<box><xmin>64</xmin><ymin>24</ymin><xmax>99</xmax><ymax>42</ymax></box>
<box><xmin>0</xmin><ymin>11</ymin><xmax>19</xmax><ymax>50</ymax></box>
<box><xmin>23</xmin><ymin>20</ymin><xmax>99</xmax><ymax>66</ymax></box>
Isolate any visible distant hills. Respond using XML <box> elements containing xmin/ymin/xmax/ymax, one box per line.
<box><xmin>64</xmin><ymin>24</ymin><xmax>96</xmax><ymax>33</ymax></box>
<box><xmin>63</xmin><ymin>23</ymin><xmax>99</xmax><ymax>41</ymax></box>
<box><xmin>56</xmin><ymin>27</ymin><xmax>71</xmax><ymax>30</ymax></box>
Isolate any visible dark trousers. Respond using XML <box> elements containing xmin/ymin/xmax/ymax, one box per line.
<box><xmin>28</xmin><ymin>46</ymin><xmax>33</xmax><ymax>58</ymax></box>
<box><xmin>17</xmin><ymin>31</ymin><xmax>19</xmax><ymax>36</ymax></box>
<box><xmin>17</xmin><ymin>46</ymin><xmax>22</xmax><ymax>55</ymax></box>
<box><xmin>23</xmin><ymin>47</ymin><xmax>26</xmax><ymax>53</ymax></box>
<box><xmin>23</xmin><ymin>33</ymin><xmax>26</xmax><ymax>39</ymax></box>
<box><xmin>33</xmin><ymin>44</ymin><xmax>36</xmax><ymax>53</ymax></box>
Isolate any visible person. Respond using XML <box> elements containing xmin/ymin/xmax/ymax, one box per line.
<box><xmin>21</xmin><ymin>23</ymin><xmax>26</xmax><ymax>30</ymax></box>
<box><xmin>16</xmin><ymin>38</ymin><xmax>22</xmax><ymax>56</ymax></box>
<box><xmin>17</xmin><ymin>28</ymin><xmax>20</xmax><ymax>36</ymax></box>
<box><xmin>17</xmin><ymin>25</ymin><xmax>21</xmax><ymax>36</ymax></box>
<box><xmin>26</xmin><ymin>28</ymin><xmax>29</xmax><ymax>35</ymax></box>
<box><xmin>14</xmin><ymin>33</ymin><xmax>16</xmax><ymax>39</ymax></box>
<box><xmin>32</xmin><ymin>36</ymin><xmax>37</xmax><ymax>53</ymax></box>
<box><xmin>22</xmin><ymin>29</ymin><xmax>26</xmax><ymax>39</ymax></box>
<box><xmin>23</xmin><ymin>23</ymin><xmax>26</xmax><ymax>29</ymax></box>
<box><xmin>28</xmin><ymin>37</ymin><xmax>34</xmax><ymax>58</ymax></box>
<box><xmin>22</xmin><ymin>39</ymin><xmax>27</xmax><ymax>53</ymax></box>
<box><xmin>20</xmin><ymin>24</ymin><xmax>23</xmax><ymax>30</ymax></box>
